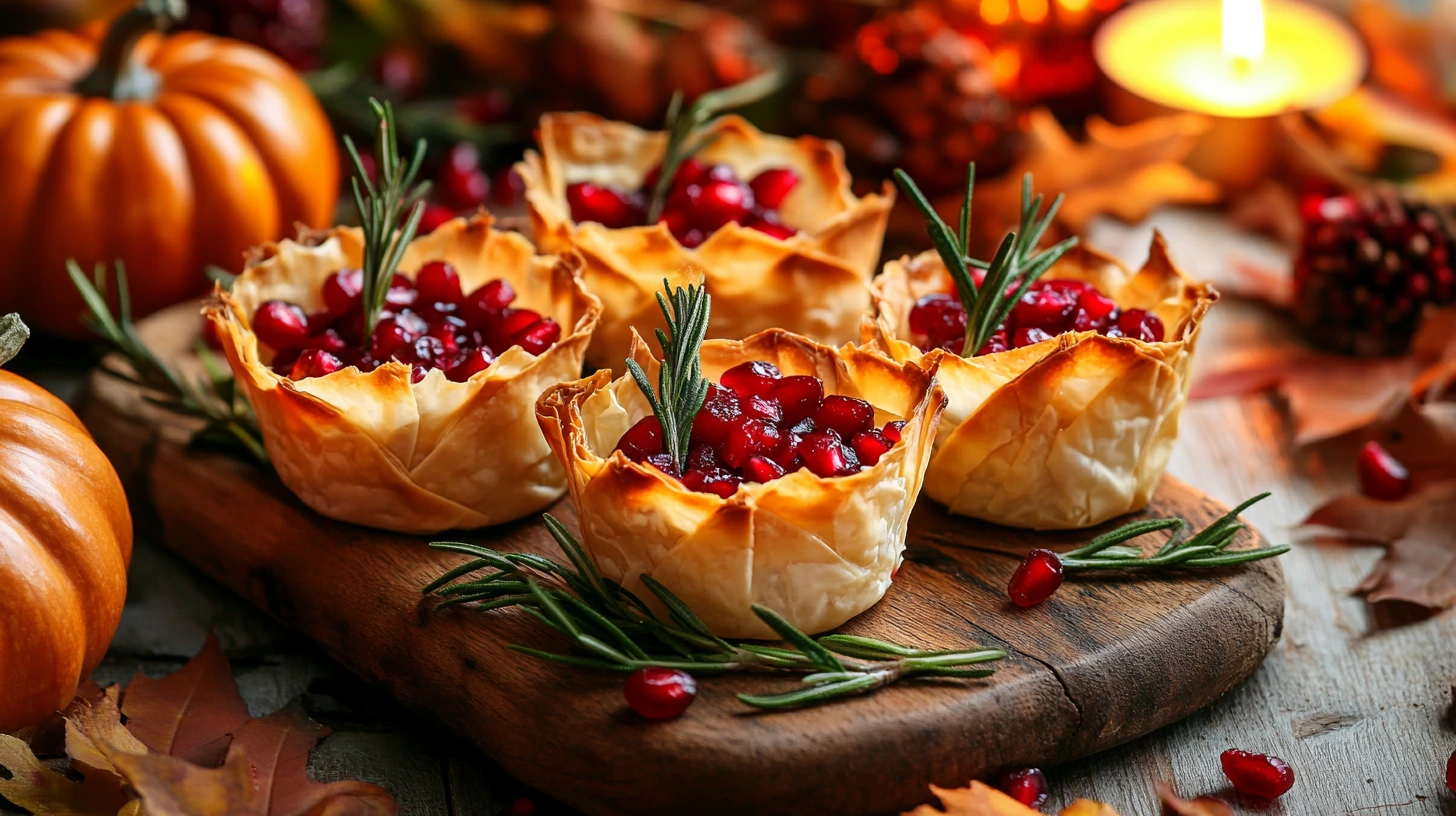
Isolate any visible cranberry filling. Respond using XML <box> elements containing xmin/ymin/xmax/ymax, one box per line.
<box><xmin>612</xmin><ymin>360</ymin><xmax>906</xmax><ymax>496</ymax></box>
<box><xmin>565</xmin><ymin>159</ymin><xmax>802</xmax><ymax>247</ymax></box>
<box><xmin>250</xmin><ymin>261</ymin><xmax>562</xmax><ymax>381</ymax></box>
<box><xmin>908</xmin><ymin>278</ymin><xmax>1167</xmax><ymax>355</ymax></box>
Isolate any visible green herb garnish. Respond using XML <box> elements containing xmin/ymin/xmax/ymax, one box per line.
<box><xmin>624</xmin><ymin>280</ymin><xmax>712</xmax><ymax>475</ymax></box>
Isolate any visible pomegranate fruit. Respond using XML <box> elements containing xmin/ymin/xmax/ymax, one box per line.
<box><xmin>250</xmin><ymin>261</ymin><xmax>561</xmax><ymax>380</ymax></box>
<box><xmin>909</xmin><ymin>279</ymin><xmax>1166</xmax><ymax>355</ymax></box>
<box><xmin>1219</xmin><ymin>749</ymin><xmax>1294</xmax><ymax>799</ymax></box>
<box><xmin>624</xmin><ymin>667</ymin><xmax>697</xmax><ymax>719</ymax></box>
<box><xmin>566</xmin><ymin>163</ymin><xmax>802</xmax><ymax>245</ymax></box>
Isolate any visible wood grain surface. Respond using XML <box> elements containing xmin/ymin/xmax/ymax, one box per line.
<box><xmin>77</xmin><ymin>301</ymin><xmax>1284</xmax><ymax>816</ymax></box>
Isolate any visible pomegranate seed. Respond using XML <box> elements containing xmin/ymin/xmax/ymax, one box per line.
<box><xmin>1447</xmin><ymin>750</ymin><xmax>1456</xmax><ymax>793</ymax></box>
<box><xmin>721</xmin><ymin>360</ymin><xmax>782</xmax><ymax>397</ymax></box>
<box><xmin>567</xmin><ymin>182</ymin><xmax>640</xmax><ymax>229</ymax></box>
<box><xmin>369</xmin><ymin>315</ymin><xmax>420</xmax><ymax>359</ymax></box>
<box><xmin>514</xmin><ymin>317</ymin><xmax>561</xmax><ymax>355</ymax></box>
<box><xmin>740</xmin><ymin>395</ymin><xmax>783</xmax><ymax>424</ymax></box>
<box><xmin>1117</xmin><ymin>309</ymin><xmax>1165</xmax><ymax>342</ymax></box>
<box><xmin>1076</xmin><ymin>289</ymin><xmax>1117</xmax><ymax>322</ymax></box>
<box><xmin>491</xmin><ymin>309</ymin><xmax>543</xmax><ymax>349</ymax></box>
<box><xmin>418</xmin><ymin>203</ymin><xmax>456</xmax><ymax>235</ymax></box>
<box><xmin>1008</xmin><ymin>549</ymin><xmax>1064</xmax><ymax>607</ymax></box>
<box><xmin>813</xmin><ymin>395</ymin><xmax>875</xmax><ymax>438</ymax></box>
<box><xmin>703</xmin><ymin>163</ymin><xmax>737</xmax><ymax>183</ymax></box>
<box><xmin>743</xmin><ymin>455</ymin><xmax>786</xmax><ymax>483</ymax></box>
<box><xmin>416</xmin><ymin>260</ymin><xmax>463</xmax><ymax>304</ymax></box>
<box><xmin>748</xmin><ymin>220</ymin><xmax>796</xmax><ymax>240</ymax></box>
<box><xmin>410</xmin><ymin>364</ymin><xmax>428</xmax><ymax>383</ymax></box>
<box><xmin>644</xmin><ymin>453</ymin><xmax>677</xmax><ymax>477</ymax></box>
<box><xmin>750</xmin><ymin>168</ymin><xmax>800</xmax><ymax>209</ymax></box>
<box><xmin>322</xmin><ymin>269</ymin><xmax>364</xmax><ymax>315</ymax></box>
<box><xmin>253</xmin><ymin>300</ymin><xmax>311</xmax><ymax>350</ymax></box>
<box><xmin>305</xmin><ymin>328</ymin><xmax>347</xmax><ymax>354</ymax></box>
<box><xmin>289</xmin><ymin>349</ymin><xmax>343</xmax><ymax>380</ymax></box>
<box><xmin>615</xmin><ymin>416</ymin><xmax>664</xmax><ymax>462</ymax></box>
<box><xmin>772</xmin><ymin>431</ymin><xmax>805</xmax><ymax>472</ymax></box>
<box><xmin>769</xmin><ymin>376</ymin><xmax>824</xmax><ymax>425</ymax></box>
<box><xmin>201</xmin><ymin>317</ymin><xmax>223</xmax><ymax>349</ymax></box>
<box><xmin>882</xmin><ymin>420</ymin><xmax>907</xmax><ymax>442</ymax></box>
<box><xmin>385</xmin><ymin>279</ymin><xmax>418</xmax><ymax>311</ymax></box>
<box><xmin>694</xmin><ymin>180</ymin><xmax>754</xmax><ymax>230</ymax></box>
<box><xmin>624</xmin><ymin>666</ymin><xmax>697</xmax><ymax>719</ymax></box>
<box><xmin>689</xmin><ymin>384</ymin><xmax>742</xmax><ymax>448</ymax></box>
<box><xmin>1220</xmin><ymin>750</ymin><xmax>1294</xmax><ymax>799</ymax></box>
<box><xmin>439</xmin><ymin>143</ymin><xmax>489</xmax><ymax>210</ymax></box>
<box><xmin>398</xmin><ymin>335</ymin><xmax>447</xmax><ymax>367</ymax></box>
<box><xmin>455</xmin><ymin>89</ymin><xmax>512</xmax><ymax>124</ymax></box>
<box><xmin>271</xmin><ymin>348</ymin><xmax>302</xmax><ymax>376</ymax></box>
<box><xmin>851</xmin><ymin>429</ymin><xmax>894</xmax><ymax>466</ymax></box>
<box><xmin>1013</xmin><ymin>288</ymin><xmax>1075</xmax><ymax>333</ymax></box>
<box><xmin>996</xmin><ymin>768</ymin><xmax>1049</xmax><ymax>810</ymax></box>
<box><xmin>681</xmin><ymin>467</ymin><xmax>742</xmax><ymax>497</ymax></box>
<box><xmin>659</xmin><ymin>209</ymin><xmax>692</xmax><ymax>243</ymax></box>
<box><xmin>973</xmin><ymin>331</ymin><xmax>1006</xmax><ymax>356</ymax></box>
<box><xmin>679</xmin><ymin>229</ymin><xmax>706</xmax><ymax>249</ymax></box>
<box><xmin>463</xmin><ymin>279</ymin><xmax>517</xmax><ymax>324</ymax></box>
<box><xmin>372</xmin><ymin>44</ymin><xmax>424</xmax><ymax>98</ymax></box>
<box><xmin>910</xmin><ymin>294</ymin><xmax>967</xmax><ymax>346</ymax></box>
<box><xmin>723</xmin><ymin>419</ymin><xmax>784</xmax><ymax>469</ymax></box>
<box><xmin>686</xmin><ymin>444</ymin><xmax>720</xmax><ymax>474</ymax></box>
<box><xmin>1013</xmin><ymin>327</ymin><xmax>1054</xmax><ymax>348</ymax></box>
<box><xmin>800</xmin><ymin>431</ymin><xmax>856</xmax><ymax>477</ymax></box>
<box><xmin>446</xmin><ymin>347</ymin><xmax>496</xmax><ymax>382</ymax></box>
<box><xmin>493</xmin><ymin>167</ymin><xmax>526</xmax><ymax>207</ymax></box>
<box><xmin>1357</xmin><ymin>441</ymin><xmax>1411</xmax><ymax>500</ymax></box>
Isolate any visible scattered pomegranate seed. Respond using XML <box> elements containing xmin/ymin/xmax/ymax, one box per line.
<box><xmin>447</xmin><ymin>347</ymin><xmax>496</xmax><ymax>382</ymax></box>
<box><xmin>740</xmin><ymin>395</ymin><xmax>784</xmax><ymax>424</ymax></box>
<box><xmin>514</xmin><ymin>318</ymin><xmax>561</xmax><ymax>355</ymax></box>
<box><xmin>720</xmin><ymin>360</ymin><xmax>782</xmax><ymax>397</ymax></box>
<box><xmin>439</xmin><ymin>143</ymin><xmax>489</xmax><ymax>210</ymax></box>
<box><xmin>813</xmin><ymin>394</ymin><xmax>875</xmax><ymax>438</ymax></box>
<box><xmin>750</xmin><ymin>168</ymin><xmax>800</xmax><ymax>209</ymax></box>
<box><xmin>322</xmin><ymin>269</ymin><xmax>364</xmax><ymax>315</ymax></box>
<box><xmin>910</xmin><ymin>294</ymin><xmax>967</xmax><ymax>341</ymax></box>
<box><xmin>1116</xmin><ymin>309</ymin><xmax>1165</xmax><ymax>342</ymax></box>
<box><xmin>1357</xmin><ymin>441</ymin><xmax>1411</xmax><ymax>501</ymax></box>
<box><xmin>881</xmin><ymin>420</ymin><xmax>907</xmax><ymax>442</ymax></box>
<box><xmin>418</xmin><ymin>203</ymin><xmax>456</xmax><ymax>235</ymax></box>
<box><xmin>743</xmin><ymin>454</ymin><xmax>786</xmax><ymax>483</ymax></box>
<box><xmin>1007</xmin><ymin>549</ymin><xmax>1065</xmax><ymax>607</ymax></box>
<box><xmin>615</xmin><ymin>417</ymin><xmax>664</xmax><ymax>462</ymax></box>
<box><xmin>1076</xmin><ymin>289</ymin><xmax>1117</xmax><ymax>322</ymax></box>
<box><xmin>769</xmin><ymin>376</ymin><xmax>824</xmax><ymax>425</ymax></box>
<box><xmin>305</xmin><ymin>328</ymin><xmax>347</xmax><ymax>354</ymax></box>
<box><xmin>689</xmin><ymin>384</ymin><xmax>742</xmax><ymax>448</ymax></box>
<box><xmin>1220</xmin><ymin>750</ymin><xmax>1294</xmax><ymax>799</ymax></box>
<box><xmin>723</xmin><ymin>419</ymin><xmax>783</xmax><ymax>469</ymax></box>
<box><xmin>996</xmin><ymin>768</ymin><xmax>1049</xmax><ymax>810</ymax></box>
<box><xmin>253</xmin><ymin>300</ymin><xmax>310</xmax><ymax>350</ymax></box>
<box><xmin>567</xmin><ymin>182</ymin><xmax>640</xmax><ymax>229</ymax></box>
<box><xmin>851</xmin><ymin>430</ymin><xmax>893</xmax><ymax>466</ymax></box>
<box><xmin>416</xmin><ymin>260</ymin><xmax>463</xmax><ymax>304</ymax></box>
<box><xmin>289</xmin><ymin>349</ymin><xmax>343</xmax><ymax>380</ymax></box>
<box><xmin>1446</xmin><ymin>750</ymin><xmax>1456</xmax><ymax>793</ymax></box>
<box><xmin>1013</xmin><ymin>288</ymin><xmax>1075</xmax><ymax>334</ymax></box>
<box><xmin>625</xmin><ymin>667</ymin><xmax>697</xmax><ymax>719</ymax></box>
<box><xmin>800</xmin><ymin>431</ymin><xmax>856</xmax><ymax>477</ymax></box>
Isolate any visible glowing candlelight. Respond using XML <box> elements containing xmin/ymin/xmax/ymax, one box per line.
<box><xmin>1222</xmin><ymin>0</ymin><xmax>1265</xmax><ymax>66</ymax></box>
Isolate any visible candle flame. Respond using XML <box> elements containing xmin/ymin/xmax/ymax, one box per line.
<box><xmin>1222</xmin><ymin>0</ymin><xmax>1266</xmax><ymax>63</ymax></box>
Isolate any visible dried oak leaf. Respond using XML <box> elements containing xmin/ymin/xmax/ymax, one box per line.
<box><xmin>1303</xmin><ymin>481</ymin><xmax>1456</xmax><ymax>608</ymax></box>
<box><xmin>1155</xmin><ymin>783</ymin><xmax>1233</xmax><ymax>816</ymax></box>
<box><xmin>1192</xmin><ymin>307</ymin><xmax>1456</xmax><ymax>444</ymax></box>
<box><xmin>0</xmin><ymin>731</ymin><xmax>128</xmax><ymax>816</ymax></box>
<box><xmin>930</xmin><ymin>110</ymin><xmax>1220</xmax><ymax>258</ymax></box>
<box><xmin>121</xmin><ymin>633</ymin><xmax>250</xmax><ymax>766</ymax></box>
<box><xmin>225</xmin><ymin>701</ymin><xmax>398</xmax><ymax>816</ymax></box>
<box><xmin>112</xmin><ymin>751</ymin><xmax>259</xmax><ymax>816</ymax></box>
<box><xmin>902</xmin><ymin>781</ymin><xmax>1125</xmax><ymax>816</ymax></box>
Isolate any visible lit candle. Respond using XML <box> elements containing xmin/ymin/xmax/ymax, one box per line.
<box><xmin>1095</xmin><ymin>0</ymin><xmax>1366</xmax><ymax>118</ymax></box>
<box><xmin>1093</xmin><ymin>0</ymin><xmax>1367</xmax><ymax>188</ymax></box>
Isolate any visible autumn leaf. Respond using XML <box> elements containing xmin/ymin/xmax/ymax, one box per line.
<box><xmin>225</xmin><ymin>701</ymin><xmax>398</xmax><ymax>816</ymax></box>
<box><xmin>1303</xmin><ymin>481</ymin><xmax>1456</xmax><ymax>608</ymax></box>
<box><xmin>1154</xmin><ymin>783</ymin><xmax>1233</xmax><ymax>816</ymax></box>
<box><xmin>903</xmin><ymin>781</ymin><xmax>1125</xmax><ymax>816</ymax></box>
<box><xmin>121</xmin><ymin>634</ymin><xmax>251</xmax><ymax>766</ymax></box>
<box><xmin>113</xmin><ymin>750</ymin><xmax>259</xmax><ymax>816</ymax></box>
<box><xmin>0</xmin><ymin>733</ymin><xmax>128</xmax><ymax>816</ymax></box>
<box><xmin>65</xmin><ymin>687</ymin><xmax>149</xmax><ymax>777</ymax></box>
<box><xmin>1060</xmin><ymin>802</ymin><xmax>1123</xmax><ymax>816</ymax></box>
<box><xmin>928</xmin><ymin>110</ymin><xmax>1220</xmax><ymax>258</ymax></box>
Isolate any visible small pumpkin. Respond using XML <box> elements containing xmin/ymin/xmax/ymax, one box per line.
<box><xmin>0</xmin><ymin>0</ymin><xmax>338</xmax><ymax>337</ymax></box>
<box><xmin>0</xmin><ymin>314</ymin><xmax>133</xmax><ymax>732</ymax></box>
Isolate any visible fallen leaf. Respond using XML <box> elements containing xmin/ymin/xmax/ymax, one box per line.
<box><xmin>1060</xmin><ymin>801</ymin><xmax>1124</xmax><ymax>816</ymax></box>
<box><xmin>225</xmin><ymin>701</ymin><xmax>398</xmax><ymax>816</ymax></box>
<box><xmin>1224</xmin><ymin>258</ymin><xmax>1294</xmax><ymax>309</ymax></box>
<box><xmin>113</xmin><ymin>750</ymin><xmax>258</xmax><ymax>816</ymax></box>
<box><xmin>0</xmin><ymin>734</ymin><xmax>128</xmax><ymax>816</ymax></box>
<box><xmin>1375</xmin><ymin>399</ymin><xmax>1456</xmax><ymax>483</ymax></box>
<box><xmin>934</xmin><ymin>110</ymin><xmax>1220</xmax><ymax>257</ymax></box>
<box><xmin>65</xmin><ymin>688</ymin><xmax>149</xmax><ymax>776</ymax></box>
<box><xmin>121</xmin><ymin>634</ymin><xmax>251</xmax><ymax>766</ymax></box>
<box><xmin>1155</xmin><ymin>783</ymin><xmax>1233</xmax><ymax>816</ymax></box>
<box><xmin>1192</xmin><ymin>307</ymin><xmax>1456</xmax><ymax>444</ymax></box>
<box><xmin>1304</xmin><ymin>481</ymin><xmax>1456</xmax><ymax>608</ymax></box>
<box><xmin>903</xmin><ymin>781</ymin><xmax>1125</xmax><ymax>816</ymax></box>
<box><xmin>1228</xmin><ymin>181</ymin><xmax>1304</xmax><ymax>248</ymax></box>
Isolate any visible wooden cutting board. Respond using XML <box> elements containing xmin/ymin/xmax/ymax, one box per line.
<box><xmin>77</xmin><ymin>304</ymin><xmax>1284</xmax><ymax>816</ymax></box>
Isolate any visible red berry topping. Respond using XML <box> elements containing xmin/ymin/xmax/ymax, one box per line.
<box><xmin>740</xmin><ymin>394</ymin><xmax>784</xmax><ymax>425</ymax></box>
<box><xmin>1076</xmin><ymin>289</ymin><xmax>1117</xmax><ymax>323</ymax></box>
<box><xmin>201</xmin><ymin>316</ymin><xmax>223</xmax><ymax>349</ymax></box>
<box><xmin>800</xmin><ymin>431</ymin><xmax>857</xmax><ymax>477</ymax></box>
<box><xmin>614</xmin><ymin>416</ymin><xmax>664</xmax><ymax>463</ymax></box>
<box><xmin>750</xmin><ymin>168</ymin><xmax>800</xmax><ymax>210</ymax></box>
<box><xmin>1357</xmin><ymin>441</ymin><xmax>1411</xmax><ymax>500</ymax></box>
<box><xmin>567</xmin><ymin>182</ymin><xmax>641</xmax><ymax>229</ymax></box>
<box><xmin>881</xmin><ymin>420</ymin><xmax>907</xmax><ymax>442</ymax></box>
<box><xmin>289</xmin><ymin>349</ymin><xmax>343</xmax><ymax>380</ymax></box>
<box><xmin>514</xmin><ymin>317</ymin><xmax>561</xmax><ymax>355</ymax></box>
<box><xmin>720</xmin><ymin>360</ymin><xmax>782</xmax><ymax>397</ymax></box>
<box><xmin>681</xmin><ymin>467</ymin><xmax>742</xmax><ymax>498</ymax></box>
<box><xmin>689</xmin><ymin>384</ymin><xmax>742</xmax><ymax>448</ymax></box>
<box><xmin>723</xmin><ymin>419</ymin><xmax>784</xmax><ymax>469</ymax></box>
<box><xmin>464</xmin><ymin>279</ymin><xmax>517</xmax><ymax>322</ymax></box>
<box><xmin>694</xmin><ymin>180</ymin><xmax>754</xmax><ymax>230</ymax></box>
<box><xmin>416</xmin><ymin>261</ymin><xmax>463</xmax><ymax>305</ymax></box>
<box><xmin>447</xmin><ymin>347</ymin><xmax>496</xmax><ymax>382</ymax></box>
<box><xmin>1220</xmin><ymin>750</ymin><xmax>1294</xmax><ymax>799</ymax></box>
<box><xmin>1008</xmin><ymin>549</ymin><xmax>1064</xmax><ymax>607</ymax></box>
<box><xmin>851</xmin><ymin>429</ymin><xmax>894</xmax><ymax>467</ymax></box>
<box><xmin>1116</xmin><ymin>309</ymin><xmax>1165</xmax><ymax>342</ymax></box>
<box><xmin>1447</xmin><ymin>749</ymin><xmax>1456</xmax><ymax>793</ymax></box>
<box><xmin>644</xmin><ymin>452</ymin><xmax>678</xmax><ymax>477</ymax></box>
<box><xmin>624</xmin><ymin>666</ymin><xmax>697</xmax><ymax>719</ymax></box>
<box><xmin>418</xmin><ymin>203</ymin><xmax>456</xmax><ymax>235</ymax></box>
<box><xmin>322</xmin><ymin>269</ymin><xmax>364</xmax><ymax>315</ymax></box>
<box><xmin>743</xmin><ymin>454</ymin><xmax>786</xmax><ymax>483</ymax></box>
<box><xmin>253</xmin><ymin>300</ymin><xmax>310</xmax><ymax>350</ymax></box>
<box><xmin>813</xmin><ymin>394</ymin><xmax>875</xmax><ymax>438</ymax></box>
<box><xmin>996</xmin><ymin>768</ymin><xmax>1048</xmax><ymax>810</ymax></box>
<box><xmin>1013</xmin><ymin>287</ymin><xmax>1075</xmax><ymax>334</ymax></box>
<box><xmin>769</xmin><ymin>375</ymin><xmax>824</xmax><ymax>425</ymax></box>
<box><xmin>909</xmin><ymin>294</ymin><xmax>967</xmax><ymax>349</ymax></box>
<box><xmin>1012</xmin><ymin>327</ymin><xmax>1053</xmax><ymax>348</ymax></box>
<box><xmin>439</xmin><ymin>143</ymin><xmax>489</xmax><ymax>210</ymax></box>
<box><xmin>748</xmin><ymin>221</ymin><xmax>796</xmax><ymax>241</ymax></box>
<box><xmin>305</xmin><ymin>328</ymin><xmax>348</xmax><ymax>354</ymax></box>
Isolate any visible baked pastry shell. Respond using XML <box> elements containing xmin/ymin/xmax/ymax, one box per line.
<box><xmin>866</xmin><ymin>232</ymin><xmax>1217</xmax><ymax>530</ymax></box>
<box><xmin>208</xmin><ymin>216</ymin><xmax>601</xmax><ymax>534</ymax></box>
<box><xmin>518</xmin><ymin>112</ymin><xmax>893</xmax><ymax>370</ymax></box>
<box><xmin>536</xmin><ymin>329</ymin><xmax>946</xmax><ymax>638</ymax></box>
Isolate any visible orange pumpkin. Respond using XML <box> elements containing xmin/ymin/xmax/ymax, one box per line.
<box><xmin>0</xmin><ymin>314</ymin><xmax>132</xmax><ymax>731</ymax></box>
<box><xmin>0</xmin><ymin>0</ymin><xmax>339</xmax><ymax>337</ymax></box>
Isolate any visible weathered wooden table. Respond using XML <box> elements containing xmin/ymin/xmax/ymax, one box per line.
<box><xmin>14</xmin><ymin>208</ymin><xmax>1454</xmax><ymax>815</ymax></box>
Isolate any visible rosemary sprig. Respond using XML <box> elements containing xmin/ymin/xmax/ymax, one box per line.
<box><xmin>66</xmin><ymin>260</ymin><xmax>267</xmax><ymax>465</ymax></box>
<box><xmin>645</xmin><ymin>71</ymin><xmax>783</xmax><ymax>224</ymax></box>
<box><xmin>342</xmin><ymin>98</ymin><xmax>429</xmax><ymax>341</ymax></box>
<box><xmin>625</xmin><ymin>280</ymin><xmax>712</xmax><ymax>474</ymax></box>
<box><xmin>894</xmin><ymin>166</ymin><xmax>1080</xmax><ymax>356</ymax></box>
<box><xmin>423</xmin><ymin>516</ymin><xmax>1008</xmax><ymax>711</ymax></box>
<box><xmin>1058</xmin><ymin>493</ymin><xmax>1290</xmax><ymax>573</ymax></box>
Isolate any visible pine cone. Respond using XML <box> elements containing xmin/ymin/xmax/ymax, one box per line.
<box><xmin>1295</xmin><ymin>190</ymin><xmax>1456</xmax><ymax>356</ymax></box>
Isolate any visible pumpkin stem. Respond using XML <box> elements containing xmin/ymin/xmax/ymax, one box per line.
<box><xmin>74</xmin><ymin>0</ymin><xmax>187</xmax><ymax>102</ymax></box>
<box><xmin>0</xmin><ymin>314</ymin><xmax>30</xmax><ymax>368</ymax></box>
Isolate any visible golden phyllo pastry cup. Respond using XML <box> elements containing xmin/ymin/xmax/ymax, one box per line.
<box><xmin>518</xmin><ymin>112</ymin><xmax>893</xmax><ymax>370</ymax></box>
<box><xmin>209</xmin><ymin>216</ymin><xmax>602</xmax><ymax>534</ymax></box>
<box><xmin>866</xmin><ymin>233</ymin><xmax>1217</xmax><ymax>530</ymax></box>
<box><xmin>536</xmin><ymin>329</ymin><xmax>946</xmax><ymax>638</ymax></box>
